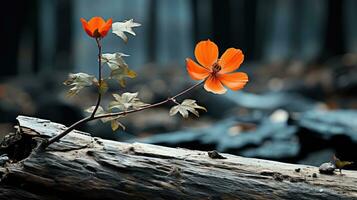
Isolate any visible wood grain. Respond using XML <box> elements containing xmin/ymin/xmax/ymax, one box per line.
<box><xmin>0</xmin><ymin>116</ymin><xmax>356</xmax><ymax>200</ymax></box>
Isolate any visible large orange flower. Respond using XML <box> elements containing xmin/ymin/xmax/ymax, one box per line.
<box><xmin>80</xmin><ymin>17</ymin><xmax>112</xmax><ymax>38</ymax></box>
<box><xmin>186</xmin><ymin>40</ymin><xmax>248</xmax><ymax>94</ymax></box>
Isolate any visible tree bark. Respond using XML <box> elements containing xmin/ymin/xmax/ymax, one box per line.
<box><xmin>0</xmin><ymin>115</ymin><xmax>356</xmax><ymax>200</ymax></box>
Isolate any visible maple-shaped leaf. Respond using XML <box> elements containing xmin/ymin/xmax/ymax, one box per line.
<box><xmin>169</xmin><ymin>99</ymin><xmax>207</xmax><ymax>118</ymax></box>
<box><xmin>85</xmin><ymin>106</ymin><xmax>125</xmax><ymax>131</ymax></box>
<box><xmin>102</xmin><ymin>53</ymin><xmax>137</xmax><ymax>87</ymax></box>
<box><xmin>102</xmin><ymin>53</ymin><xmax>129</xmax><ymax>70</ymax></box>
<box><xmin>64</xmin><ymin>73</ymin><xmax>97</xmax><ymax>97</ymax></box>
<box><xmin>85</xmin><ymin>106</ymin><xmax>105</xmax><ymax>116</ymax></box>
<box><xmin>109</xmin><ymin>92</ymin><xmax>149</xmax><ymax>111</ymax></box>
<box><xmin>112</xmin><ymin>19</ymin><xmax>141</xmax><ymax>43</ymax></box>
<box><xmin>110</xmin><ymin>65</ymin><xmax>136</xmax><ymax>87</ymax></box>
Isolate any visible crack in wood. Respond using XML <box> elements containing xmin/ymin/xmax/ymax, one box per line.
<box><xmin>0</xmin><ymin>115</ymin><xmax>355</xmax><ymax>199</ymax></box>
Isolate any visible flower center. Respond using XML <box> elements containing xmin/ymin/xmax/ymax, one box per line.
<box><xmin>212</xmin><ymin>62</ymin><xmax>221</xmax><ymax>73</ymax></box>
<box><xmin>93</xmin><ymin>29</ymin><xmax>101</xmax><ymax>38</ymax></box>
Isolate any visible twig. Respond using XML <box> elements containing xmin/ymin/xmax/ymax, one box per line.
<box><xmin>93</xmin><ymin>81</ymin><xmax>203</xmax><ymax>120</ymax></box>
<box><xmin>39</xmin><ymin>81</ymin><xmax>203</xmax><ymax>150</ymax></box>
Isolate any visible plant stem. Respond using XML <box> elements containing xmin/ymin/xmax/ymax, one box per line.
<box><xmin>91</xmin><ymin>38</ymin><xmax>103</xmax><ymax>118</ymax></box>
<box><xmin>93</xmin><ymin>81</ymin><xmax>203</xmax><ymax>120</ymax></box>
<box><xmin>40</xmin><ymin>81</ymin><xmax>203</xmax><ymax>150</ymax></box>
<box><xmin>45</xmin><ymin>116</ymin><xmax>92</xmax><ymax>145</ymax></box>
<box><xmin>39</xmin><ymin>38</ymin><xmax>102</xmax><ymax>150</ymax></box>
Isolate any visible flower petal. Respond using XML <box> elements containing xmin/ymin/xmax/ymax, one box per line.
<box><xmin>218</xmin><ymin>72</ymin><xmax>248</xmax><ymax>90</ymax></box>
<box><xmin>99</xmin><ymin>18</ymin><xmax>113</xmax><ymax>37</ymax></box>
<box><xmin>88</xmin><ymin>17</ymin><xmax>106</xmax><ymax>32</ymax></box>
<box><xmin>218</xmin><ymin>48</ymin><xmax>244</xmax><ymax>73</ymax></box>
<box><xmin>80</xmin><ymin>18</ymin><xmax>93</xmax><ymax>37</ymax></box>
<box><xmin>204</xmin><ymin>76</ymin><xmax>227</xmax><ymax>94</ymax></box>
<box><xmin>186</xmin><ymin>58</ymin><xmax>210</xmax><ymax>80</ymax></box>
<box><xmin>195</xmin><ymin>40</ymin><xmax>218</xmax><ymax>68</ymax></box>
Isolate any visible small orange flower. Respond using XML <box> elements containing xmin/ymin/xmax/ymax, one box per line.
<box><xmin>80</xmin><ymin>17</ymin><xmax>113</xmax><ymax>38</ymax></box>
<box><xmin>186</xmin><ymin>40</ymin><xmax>248</xmax><ymax>94</ymax></box>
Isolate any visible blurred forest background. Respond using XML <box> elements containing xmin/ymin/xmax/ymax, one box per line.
<box><xmin>1</xmin><ymin>0</ymin><xmax>357</xmax><ymax>168</ymax></box>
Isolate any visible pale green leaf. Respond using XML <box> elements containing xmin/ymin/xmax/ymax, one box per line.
<box><xmin>181</xmin><ymin>99</ymin><xmax>203</xmax><ymax>107</ymax></box>
<box><xmin>178</xmin><ymin>106</ymin><xmax>189</xmax><ymax>118</ymax></box>
<box><xmin>122</xmin><ymin>92</ymin><xmax>138</xmax><ymax>102</ymax></box>
<box><xmin>112</xmin><ymin>19</ymin><xmax>141</xmax><ymax>42</ymax></box>
<box><xmin>169</xmin><ymin>99</ymin><xmax>206</xmax><ymax>118</ymax></box>
<box><xmin>181</xmin><ymin>99</ymin><xmax>207</xmax><ymax>112</ymax></box>
<box><xmin>64</xmin><ymin>73</ymin><xmax>96</xmax><ymax>96</ymax></box>
<box><xmin>85</xmin><ymin>106</ymin><xmax>104</xmax><ymax>114</ymax></box>
<box><xmin>109</xmin><ymin>92</ymin><xmax>149</xmax><ymax>111</ymax></box>
<box><xmin>184</xmin><ymin>106</ymin><xmax>200</xmax><ymax>117</ymax></box>
<box><xmin>101</xmin><ymin>52</ymin><xmax>137</xmax><ymax>87</ymax></box>
<box><xmin>85</xmin><ymin>106</ymin><xmax>105</xmax><ymax>116</ymax></box>
<box><xmin>85</xmin><ymin>106</ymin><xmax>114</xmax><ymax>123</ymax></box>
<box><xmin>169</xmin><ymin>105</ymin><xmax>180</xmax><ymax>116</ymax></box>
<box><xmin>102</xmin><ymin>53</ymin><xmax>129</xmax><ymax>70</ymax></box>
<box><xmin>85</xmin><ymin>106</ymin><xmax>125</xmax><ymax>130</ymax></box>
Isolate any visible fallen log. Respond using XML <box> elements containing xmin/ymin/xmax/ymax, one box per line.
<box><xmin>0</xmin><ymin>116</ymin><xmax>356</xmax><ymax>200</ymax></box>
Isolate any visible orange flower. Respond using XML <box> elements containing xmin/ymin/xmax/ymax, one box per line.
<box><xmin>186</xmin><ymin>40</ymin><xmax>248</xmax><ymax>94</ymax></box>
<box><xmin>80</xmin><ymin>17</ymin><xmax>113</xmax><ymax>38</ymax></box>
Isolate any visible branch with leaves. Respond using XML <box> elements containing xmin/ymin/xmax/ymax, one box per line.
<box><xmin>38</xmin><ymin>16</ymin><xmax>249</xmax><ymax>151</ymax></box>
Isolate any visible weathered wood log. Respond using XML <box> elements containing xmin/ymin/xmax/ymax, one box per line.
<box><xmin>0</xmin><ymin>116</ymin><xmax>357</xmax><ymax>200</ymax></box>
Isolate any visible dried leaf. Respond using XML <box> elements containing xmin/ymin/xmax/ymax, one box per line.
<box><xmin>64</xmin><ymin>73</ymin><xmax>96</xmax><ymax>97</ymax></box>
<box><xmin>112</xmin><ymin>19</ymin><xmax>141</xmax><ymax>42</ymax></box>
<box><xmin>98</xmin><ymin>80</ymin><xmax>108</xmax><ymax>95</ymax></box>
<box><xmin>169</xmin><ymin>99</ymin><xmax>206</xmax><ymax>118</ymax></box>
<box><xmin>109</xmin><ymin>92</ymin><xmax>149</xmax><ymax>111</ymax></box>
<box><xmin>111</xmin><ymin>119</ymin><xmax>126</xmax><ymax>131</ymax></box>
<box><xmin>111</xmin><ymin>120</ymin><xmax>119</xmax><ymax>131</ymax></box>
<box><xmin>110</xmin><ymin>67</ymin><xmax>137</xmax><ymax>87</ymax></box>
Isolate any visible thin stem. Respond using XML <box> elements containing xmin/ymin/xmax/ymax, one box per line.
<box><xmin>91</xmin><ymin>38</ymin><xmax>102</xmax><ymax>118</ymax></box>
<box><xmin>93</xmin><ymin>81</ymin><xmax>204</xmax><ymax>120</ymax></box>
<box><xmin>172</xmin><ymin>81</ymin><xmax>203</xmax><ymax>99</ymax></box>
<box><xmin>41</xmin><ymin>81</ymin><xmax>203</xmax><ymax>150</ymax></box>
<box><xmin>40</xmin><ymin>38</ymin><xmax>103</xmax><ymax>150</ymax></box>
<box><xmin>45</xmin><ymin>116</ymin><xmax>92</xmax><ymax>146</ymax></box>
